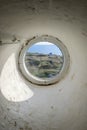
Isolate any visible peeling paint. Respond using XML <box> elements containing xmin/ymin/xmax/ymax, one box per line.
<box><xmin>71</xmin><ymin>73</ymin><xmax>75</xmax><ymax>80</ymax></box>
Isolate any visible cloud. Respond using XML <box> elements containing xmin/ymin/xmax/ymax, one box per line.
<box><xmin>35</xmin><ymin>42</ymin><xmax>54</xmax><ymax>45</ymax></box>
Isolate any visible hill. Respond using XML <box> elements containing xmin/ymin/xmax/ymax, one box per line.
<box><xmin>25</xmin><ymin>52</ymin><xmax>64</xmax><ymax>78</ymax></box>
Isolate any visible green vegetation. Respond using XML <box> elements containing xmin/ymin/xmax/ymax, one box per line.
<box><xmin>25</xmin><ymin>53</ymin><xmax>63</xmax><ymax>78</ymax></box>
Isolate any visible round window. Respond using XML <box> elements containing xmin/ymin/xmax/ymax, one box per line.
<box><xmin>19</xmin><ymin>35</ymin><xmax>70</xmax><ymax>85</ymax></box>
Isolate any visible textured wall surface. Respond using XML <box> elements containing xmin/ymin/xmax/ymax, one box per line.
<box><xmin>0</xmin><ymin>0</ymin><xmax>87</xmax><ymax>130</ymax></box>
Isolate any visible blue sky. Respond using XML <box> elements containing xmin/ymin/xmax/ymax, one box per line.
<box><xmin>27</xmin><ymin>42</ymin><xmax>62</xmax><ymax>56</ymax></box>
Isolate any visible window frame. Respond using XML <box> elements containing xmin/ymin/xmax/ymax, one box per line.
<box><xmin>18</xmin><ymin>35</ymin><xmax>70</xmax><ymax>85</ymax></box>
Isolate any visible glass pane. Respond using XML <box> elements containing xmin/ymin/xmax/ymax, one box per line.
<box><xmin>25</xmin><ymin>42</ymin><xmax>64</xmax><ymax>78</ymax></box>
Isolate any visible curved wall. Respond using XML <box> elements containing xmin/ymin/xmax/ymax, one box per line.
<box><xmin>0</xmin><ymin>0</ymin><xmax>87</xmax><ymax>130</ymax></box>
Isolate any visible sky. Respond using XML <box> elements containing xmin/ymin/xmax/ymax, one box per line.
<box><xmin>27</xmin><ymin>42</ymin><xmax>62</xmax><ymax>56</ymax></box>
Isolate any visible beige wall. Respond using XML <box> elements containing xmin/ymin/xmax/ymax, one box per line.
<box><xmin>0</xmin><ymin>0</ymin><xmax>87</xmax><ymax>130</ymax></box>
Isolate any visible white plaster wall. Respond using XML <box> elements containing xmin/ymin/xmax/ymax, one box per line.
<box><xmin>0</xmin><ymin>0</ymin><xmax>87</xmax><ymax>130</ymax></box>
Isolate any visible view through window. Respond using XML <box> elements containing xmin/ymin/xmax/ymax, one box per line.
<box><xmin>24</xmin><ymin>42</ymin><xmax>64</xmax><ymax>79</ymax></box>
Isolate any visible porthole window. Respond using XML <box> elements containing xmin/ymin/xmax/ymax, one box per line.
<box><xmin>19</xmin><ymin>35</ymin><xmax>70</xmax><ymax>85</ymax></box>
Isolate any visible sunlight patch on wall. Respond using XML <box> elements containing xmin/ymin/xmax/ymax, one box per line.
<box><xmin>0</xmin><ymin>53</ymin><xmax>34</xmax><ymax>102</ymax></box>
